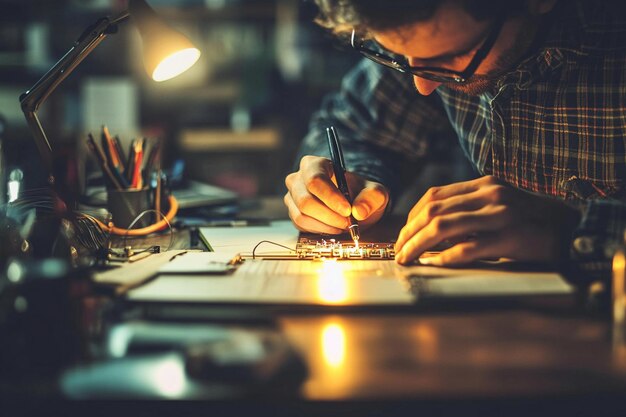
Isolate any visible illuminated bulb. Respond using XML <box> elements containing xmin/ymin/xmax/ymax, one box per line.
<box><xmin>152</xmin><ymin>48</ymin><xmax>201</xmax><ymax>82</ymax></box>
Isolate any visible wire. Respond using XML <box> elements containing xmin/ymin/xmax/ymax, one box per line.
<box><xmin>122</xmin><ymin>208</ymin><xmax>174</xmax><ymax>251</ymax></box>
<box><xmin>88</xmin><ymin>195</ymin><xmax>178</xmax><ymax>237</ymax></box>
<box><xmin>252</xmin><ymin>240</ymin><xmax>296</xmax><ymax>259</ymax></box>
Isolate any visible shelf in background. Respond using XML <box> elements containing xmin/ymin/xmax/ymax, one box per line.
<box><xmin>179</xmin><ymin>126</ymin><xmax>281</xmax><ymax>152</ymax></box>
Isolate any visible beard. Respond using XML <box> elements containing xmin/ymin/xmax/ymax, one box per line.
<box><xmin>443</xmin><ymin>73</ymin><xmax>500</xmax><ymax>96</ymax></box>
<box><xmin>441</xmin><ymin>16</ymin><xmax>541</xmax><ymax>96</ymax></box>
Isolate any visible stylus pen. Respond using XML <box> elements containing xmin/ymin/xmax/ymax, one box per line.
<box><xmin>326</xmin><ymin>126</ymin><xmax>360</xmax><ymax>247</ymax></box>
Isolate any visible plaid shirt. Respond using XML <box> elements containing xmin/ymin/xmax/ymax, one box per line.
<box><xmin>297</xmin><ymin>0</ymin><xmax>626</xmax><ymax>281</ymax></box>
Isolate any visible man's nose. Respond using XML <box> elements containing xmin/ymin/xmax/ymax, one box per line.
<box><xmin>412</xmin><ymin>76</ymin><xmax>442</xmax><ymax>96</ymax></box>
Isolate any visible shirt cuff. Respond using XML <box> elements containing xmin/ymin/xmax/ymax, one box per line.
<box><xmin>568</xmin><ymin>199</ymin><xmax>626</xmax><ymax>284</ymax></box>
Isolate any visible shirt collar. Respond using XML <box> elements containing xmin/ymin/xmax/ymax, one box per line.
<box><xmin>497</xmin><ymin>0</ymin><xmax>620</xmax><ymax>90</ymax></box>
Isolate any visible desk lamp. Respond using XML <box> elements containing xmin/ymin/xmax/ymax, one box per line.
<box><xmin>19</xmin><ymin>0</ymin><xmax>201</xmax><ymax>186</ymax></box>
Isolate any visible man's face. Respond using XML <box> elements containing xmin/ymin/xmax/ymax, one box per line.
<box><xmin>373</xmin><ymin>3</ymin><xmax>541</xmax><ymax>96</ymax></box>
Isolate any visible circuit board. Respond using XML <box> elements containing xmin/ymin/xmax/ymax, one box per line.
<box><xmin>294</xmin><ymin>237</ymin><xmax>395</xmax><ymax>260</ymax></box>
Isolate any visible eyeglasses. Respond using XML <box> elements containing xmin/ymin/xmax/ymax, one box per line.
<box><xmin>350</xmin><ymin>15</ymin><xmax>504</xmax><ymax>84</ymax></box>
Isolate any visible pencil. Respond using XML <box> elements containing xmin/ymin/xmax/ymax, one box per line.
<box><xmin>126</xmin><ymin>140</ymin><xmax>136</xmax><ymax>184</ymax></box>
<box><xmin>131</xmin><ymin>139</ymin><xmax>144</xmax><ymax>189</ymax></box>
<box><xmin>146</xmin><ymin>138</ymin><xmax>161</xmax><ymax>169</ymax></box>
<box><xmin>113</xmin><ymin>135</ymin><xmax>126</xmax><ymax>172</ymax></box>
<box><xmin>103</xmin><ymin>125</ymin><xmax>122</xmax><ymax>169</ymax></box>
<box><xmin>87</xmin><ymin>133</ymin><xmax>123</xmax><ymax>190</ymax></box>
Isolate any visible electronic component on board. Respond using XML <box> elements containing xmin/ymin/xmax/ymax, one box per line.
<box><xmin>245</xmin><ymin>236</ymin><xmax>396</xmax><ymax>261</ymax></box>
<box><xmin>294</xmin><ymin>237</ymin><xmax>395</xmax><ymax>260</ymax></box>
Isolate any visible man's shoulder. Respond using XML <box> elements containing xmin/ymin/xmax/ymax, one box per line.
<box><xmin>570</xmin><ymin>0</ymin><xmax>626</xmax><ymax>54</ymax></box>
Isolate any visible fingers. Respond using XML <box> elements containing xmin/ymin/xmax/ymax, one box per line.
<box><xmin>285</xmin><ymin>156</ymin><xmax>392</xmax><ymax>233</ymax></box>
<box><xmin>301</xmin><ymin>157</ymin><xmax>351</xmax><ymax>217</ymax></box>
<box><xmin>285</xmin><ymin>157</ymin><xmax>352</xmax><ymax>231</ymax></box>
<box><xmin>396</xmin><ymin>189</ymin><xmax>491</xmax><ymax>251</ymax></box>
<box><xmin>393</xmin><ymin>176</ymin><xmax>574</xmax><ymax>265</ymax></box>
<box><xmin>285</xmin><ymin>175</ymin><xmax>349</xmax><ymax>231</ymax></box>
<box><xmin>284</xmin><ymin>192</ymin><xmax>345</xmax><ymax>234</ymax></box>
<box><xmin>395</xmin><ymin>205</ymin><xmax>512</xmax><ymax>265</ymax></box>
<box><xmin>407</xmin><ymin>176</ymin><xmax>499</xmax><ymax>222</ymax></box>
<box><xmin>419</xmin><ymin>233</ymin><xmax>509</xmax><ymax>266</ymax></box>
<box><xmin>351</xmin><ymin>181</ymin><xmax>389</xmax><ymax>223</ymax></box>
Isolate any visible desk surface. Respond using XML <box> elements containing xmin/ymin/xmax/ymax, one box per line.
<box><xmin>47</xmin><ymin>199</ymin><xmax>626</xmax><ymax>412</ymax></box>
<box><xmin>281</xmin><ymin>308</ymin><xmax>626</xmax><ymax>400</ymax></box>
<box><xmin>126</xmin><ymin>233</ymin><xmax>625</xmax><ymax>394</ymax></box>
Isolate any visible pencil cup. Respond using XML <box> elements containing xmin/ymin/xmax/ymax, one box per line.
<box><xmin>107</xmin><ymin>187</ymin><xmax>152</xmax><ymax>229</ymax></box>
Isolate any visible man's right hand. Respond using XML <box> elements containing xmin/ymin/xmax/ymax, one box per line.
<box><xmin>284</xmin><ymin>155</ymin><xmax>390</xmax><ymax>234</ymax></box>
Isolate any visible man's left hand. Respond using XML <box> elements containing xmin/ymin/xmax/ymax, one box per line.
<box><xmin>394</xmin><ymin>176</ymin><xmax>582</xmax><ymax>266</ymax></box>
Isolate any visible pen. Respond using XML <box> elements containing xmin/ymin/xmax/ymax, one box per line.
<box><xmin>326</xmin><ymin>126</ymin><xmax>360</xmax><ymax>248</ymax></box>
<box><xmin>100</xmin><ymin>127</ymin><xmax>129</xmax><ymax>188</ymax></box>
<box><xmin>126</xmin><ymin>141</ymin><xmax>136</xmax><ymax>184</ymax></box>
<box><xmin>86</xmin><ymin>133</ymin><xmax>123</xmax><ymax>190</ymax></box>
<box><xmin>103</xmin><ymin>125</ymin><xmax>122</xmax><ymax>170</ymax></box>
<box><xmin>113</xmin><ymin>135</ymin><xmax>126</xmax><ymax>172</ymax></box>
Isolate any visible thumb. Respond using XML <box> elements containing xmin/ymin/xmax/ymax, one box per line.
<box><xmin>351</xmin><ymin>182</ymin><xmax>389</xmax><ymax>222</ymax></box>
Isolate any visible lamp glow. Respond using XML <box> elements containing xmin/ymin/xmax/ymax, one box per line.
<box><xmin>20</xmin><ymin>0</ymin><xmax>202</xmax><ymax>179</ymax></box>
<box><xmin>130</xmin><ymin>0</ymin><xmax>201</xmax><ymax>82</ymax></box>
<box><xmin>152</xmin><ymin>48</ymin><xmax>201</xmax><ymax>82</ymax></box>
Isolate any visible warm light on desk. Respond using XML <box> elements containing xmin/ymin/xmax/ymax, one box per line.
<box><xmin>321</xmin><ymin>322</ymin><xmax>346</xmax><ymax>368</ymax></box>
<box><xmin>411</xmin><ymin>323</ymin><xmax>439</xmax><ymax>362</ymax></box>
<box><xmin>317</xmin><ymin>259</ymin><xmax>349</xmax><ymax>304</ymax></box>
<box><xmin>613</xmin><ymin>245</ymin><xmax>626</xmax><ymax>325</ymax></box>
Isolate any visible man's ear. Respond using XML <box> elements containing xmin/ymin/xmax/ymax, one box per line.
<box><xmin>528</xmin><ymin>0</ymin><xmax>558</xmax><ymax>15</ymax></box>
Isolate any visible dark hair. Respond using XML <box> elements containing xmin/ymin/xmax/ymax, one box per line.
<box><xmin>314</xmin><ymin>0</ymin><xmax>518</xmax><ymax>34</ymax></box>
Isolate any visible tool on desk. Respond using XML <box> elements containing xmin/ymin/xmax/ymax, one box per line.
<box><xmin>87</xmin><ymin>133</ymin><xmax>123</xmax><ymax>190</ymax></box>
<box><xmin>151</xmin><ymin>141</ymin><xmax>162</xmax><ymax>222</ymax></box>
<box><xmin>87</xmin><ymin>126</ymin><xmax>156</xmax><ymax>193</ymax></box>
<box><xmin>102</xmin><ymin>126</ymin><xmax>129</xmax><ymax>188</ymax></box>
<box><xmin>130</xmin><ymin>137</ymin><xmax>144</xmax><ymax>189</ymax></box>
<box><xmin>326</xmin><ymin>126</ymin><xmax>360</xmax><ymax>248</ymax></box>
<box><xmin>83</xmin><ymin>127</ymin><xmax>179</xmax><ymax>236</ymax></box>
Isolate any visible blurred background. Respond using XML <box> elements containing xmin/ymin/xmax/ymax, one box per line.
<box><xmin>0</xmin><ymin>0</ymin><xmax>361</xmax><ymax>199</ymax></box>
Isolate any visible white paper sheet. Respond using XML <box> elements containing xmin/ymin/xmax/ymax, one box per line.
<box><xmin>158</xmin><ymin>251</ymin><xmax>241</xmax><ymax>274</ymax></box>
<box><xmin>199</xmin><ymin>220</ymin><xmax>300</xmax><ymax>255</ymax></box>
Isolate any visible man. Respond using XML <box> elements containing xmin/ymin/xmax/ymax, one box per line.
<box><xmin>284</xmin><ymin>0</ymin><xmax>626</xmax><ymax>280</ymax></box>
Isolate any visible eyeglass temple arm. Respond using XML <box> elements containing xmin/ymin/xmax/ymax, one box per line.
<box><xmin>459</xmin><ymin>15</ymin><xmax>505</xmax><ymax>78</ymax></box>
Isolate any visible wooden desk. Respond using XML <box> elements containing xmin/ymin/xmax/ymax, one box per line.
<box><xmin>281</xmin><ymin>310</ymin><xmax>625</xmax><ymax>400</ymax></box>
<box><xmin>82</xmin><ymin>201</ymin><xmax>626</xmax><ymax>413</ymax></box>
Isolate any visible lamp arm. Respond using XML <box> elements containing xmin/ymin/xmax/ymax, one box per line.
<box><xmin>19</xmin><ymin>10</ymin><xmax>130</xmax><ymax>183</ymax></box>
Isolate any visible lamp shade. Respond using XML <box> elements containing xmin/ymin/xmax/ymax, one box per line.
<box><xmin>129</xmin><ymin>0</ymin><xmax>201</xmax><ymax>82</ymax></box>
